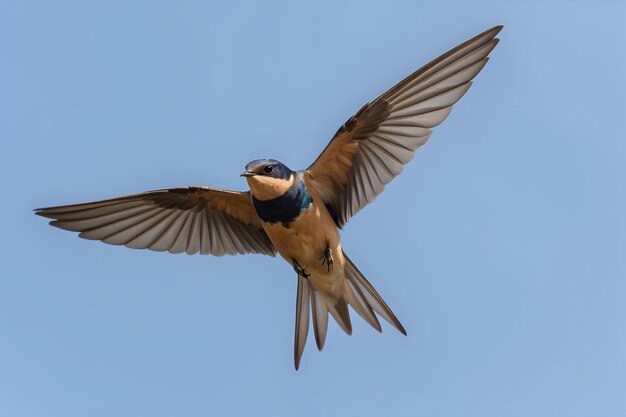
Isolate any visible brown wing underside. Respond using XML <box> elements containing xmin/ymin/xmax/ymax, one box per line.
<box><xmin>36</xmin><ymin>186</ymin><xmax>276</xmax><ymax>256</ymax></box>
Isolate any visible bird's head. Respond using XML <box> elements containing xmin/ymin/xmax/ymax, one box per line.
<box><xmin>241</xmin><ymin>159</ymin><xmax>295</xmax><ymax>200</ymax></box>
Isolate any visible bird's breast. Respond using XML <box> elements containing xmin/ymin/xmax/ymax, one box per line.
<box><xmin>263</xmin><ymin>200</ymin><xmax>335</xmax><ymax>252</ymax></box>
<box><xmin>259</xmin><ymin>180</ymin><xmax>339</xmax><ymax>260</ymax></box>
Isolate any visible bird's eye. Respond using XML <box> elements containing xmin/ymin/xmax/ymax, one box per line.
<box><xmin>263</xmin><ymin>165</ymin><xmax>273</xmax><ymax>174</ymax></box>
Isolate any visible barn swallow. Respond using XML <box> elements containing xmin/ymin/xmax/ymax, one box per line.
<box><xmin>36</xmin><ymin>25</ymin><xmax>502</xmax><ymax>369</ymax></box>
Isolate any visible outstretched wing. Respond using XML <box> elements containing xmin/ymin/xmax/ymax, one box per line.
<box><xmin>307</xmin><ymin>25</ymin><xmax>502</xmax><ymax>227</ymax></box>
<box><xmin>35</xmin><ymin>187</ymin><xmax>276</xmax><ymax>256</ymax></box>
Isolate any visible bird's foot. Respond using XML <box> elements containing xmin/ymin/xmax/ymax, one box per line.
<box><xmin>292</xmin><ymin>259</ymin><xmax>310</xmax><ymax>279</ymax></box>
<box><xmin>320</xmin><ymin>246</ymin><xmax>334</xmax><ymax>272</ymax></box>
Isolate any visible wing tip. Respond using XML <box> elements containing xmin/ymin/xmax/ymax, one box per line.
<box><xmin>34</xmin><ymin>207</ymin><xmax>52</xmax><ymax>218</ymax></box>
<box><xmin>472</xmin><ymin>25</ymin><xmax>503</xmax><ymax>46</ymax></box>
<box><xmin>487</xmin><ymin>24</ymin><xmax>504</xmax><ymax>38</ymax></box>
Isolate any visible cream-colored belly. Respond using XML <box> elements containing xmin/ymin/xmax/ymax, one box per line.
<box><xmin>261</xmin><ymin>201</ymin><xmax>345</xmax><ymax>298</ymax></box>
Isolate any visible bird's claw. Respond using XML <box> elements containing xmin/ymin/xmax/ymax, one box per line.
<box><xmin>292</xmin><ymin>259</ymin><xmax>310</xmax><ymax>279</ymax></box>
<box><xmin>320</xmin><ymin>246</ymin><xmax>334</xmax><ymax>272</ymax></box>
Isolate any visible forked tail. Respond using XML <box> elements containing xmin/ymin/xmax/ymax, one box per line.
<box><xmin>294</xmin><ymin>250</ymin><xmax>406</xmax><ymax>369</ymax></box>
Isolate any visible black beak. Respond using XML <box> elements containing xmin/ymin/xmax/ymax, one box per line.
<box><xmin>240</xmin><ymin>171</ymin><xmax>255</xmax><ymax>177</ymax></box>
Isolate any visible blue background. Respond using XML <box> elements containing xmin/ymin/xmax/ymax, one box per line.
<box><xmin>2</xmin><ymin>1</ymin><xmax>625</xmax><ymax>416</ymax></box>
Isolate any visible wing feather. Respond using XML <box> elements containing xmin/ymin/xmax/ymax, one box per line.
<box><xmin>150</xmin><ymin>209</ymin><xmax>189</xmax><ymax>252</ymax></box>
<box><xmin>170</xmin><ymin>209</ymin><xmax>193</xmax><ymax>254</ymax></box>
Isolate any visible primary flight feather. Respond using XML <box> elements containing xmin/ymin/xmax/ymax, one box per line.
<box><xmin>36</xmin><ymin>25</ymin><xmax>503</xmax><ymax>369</ymax></box>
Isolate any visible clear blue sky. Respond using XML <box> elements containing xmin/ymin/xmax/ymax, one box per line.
<box><xmin>2</xmin><ymin>1</ymin><xmax>625</xmax><ymax>416</ymax></box>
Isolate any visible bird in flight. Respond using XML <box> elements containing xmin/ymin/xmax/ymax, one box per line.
<box><xmin>36</xmin><ymin>25</ymin><xmax>502</xmax><ymax>369</ymax></box>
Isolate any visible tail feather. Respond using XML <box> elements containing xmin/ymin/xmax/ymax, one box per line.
<box><xmin>344</xmin><ymin>276</ymin><xmax>382</xmax><ymax>332</ymax></box>
<box><xmin>327</xmin><ymin>296</ymin><xmax>352</xmax><ymax>336</ymax></box>
<box><xmin>310</xmin><ymin>287</ymin><xmax>329</xmax><ymax>350</ymax></box>
<box><xmin>294</xmin><ymin>275</ymin><xmax>310</xmax><ymax>370</ymax></box>
<box><xmin>344</xmin><ymin>252</ymin><xmax>407</xmax><ymax>336</ymax></box>
<box><xmin>292</xmin><ymin>250</ymin><xmax>406</xmax><ymax>369</ymax></box>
